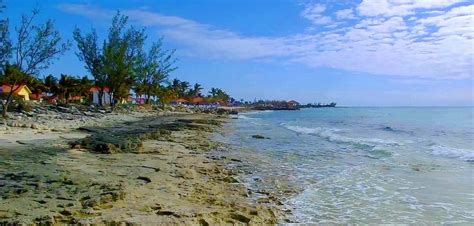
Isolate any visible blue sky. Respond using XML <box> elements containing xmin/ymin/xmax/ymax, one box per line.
<box><xmin>3</xmin><ymin>0</ymin><xmax>474</xmax><ymax>106</ymax></box>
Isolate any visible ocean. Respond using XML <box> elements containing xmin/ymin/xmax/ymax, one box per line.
<box><xmin>222</xmin><ymin>107</ymin><xmax>474</xmax><ymax>224</ymax></box>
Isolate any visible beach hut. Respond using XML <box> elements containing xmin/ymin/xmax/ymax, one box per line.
<box><xmin>134</xmin><ymin>97</ymin><xmax>146</xmax><ymax>104</ymax></box>
<box><xmin>120</xmin><ymin>96</ymin><xmax>132</xmax><ymax>104</ymax></box>
<box><xmin>191</xmin><ymin>96</ymin><xmax>206</xmax><ymax>105</ymax></box>
<box><xmin>217</xmin><ymin>100</ymin><xmax>228</xmax><ymax>106</ymax></box>
<box><xmin>29</xmin><ymin>92</ymin><xmax>43</xmax><ymax>101</ymax></box>
<box><xmin>90</xmin><ymin>86</ymin><xmax>111</xmax><ymax>104</ymax></box>
<box><xmin>68</xmin><ymin>95</ymin><xmax>84</xmax><ymax>103</ymax></box>
<box><xmin>44</xmin><ymin>95</ymin><xmax>57</xmax><ymax>104</ymax></box>
<box><xmin>0</xmin><ymin>84</ymin><xmax>32</xmax><ymax>101</ymax></box>
<box><xmin>172</xmin><ymin>98</ymin><xmax>189</xmax><ymax>105</ymax></box>
<box><xmin>288</xmin><ymin>100</ymin><xmax>300</xmax><ymax>107</ymax></box>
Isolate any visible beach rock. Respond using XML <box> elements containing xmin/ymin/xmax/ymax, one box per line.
<box><xmin>215</xmin><ymin>109</ymin><xmax>228</xmax><ymax>115</ymax></box>
<box><xmin>223</xmin><ymin>176</ymin><xmax>239</xmax><ymax>183</ymax></box>
<box><xmin>251</xmin><ymin>135</ymin><xmax>269</xmax><ymax>139</ymax></box>
<box><xmin>21</xmin><ymin>110</ymin><xmax>34</xmax><ymax>117</ymax></box>
<box><xmin>57</xmin><ymin>106</ymin><xmax>71</xmax><ymax>113</ymax></box>
<box><xmin>81</xmin><ymin>191</ymin><xmax>126</xmax><ymax>208</ymax></box>
<box><xmin>198</xmin><ymin>219</ymin><xmax>209</xmax><ymax>226</ymax></box>
<box><xmin>31</xmin><ymin>123</ymin><xmax>39</xmax><ymax>129</ymax></box>
<box><xmin>77</xmin><ymin>127</ymin><xmax>95</xmax><ymax>133</ymax></box>
<box><xmin>230</xmin><ymin>213</ymin><xmax>251</xmax><ymax>223</ymax></box>
<box><xmin>94</xmin><ymin>143</ymin><xmax>120</xmax><ymax>154</ymax></box>
<box><xmin>59</xmin><ymin>210</ymin><xmax>72</xmax><ymax>216</ymax></box>
<box><xmin>156</xmin><ymin>210</ymin><xmax>180</xmax><ymax>218</ymax></box>
<box><xmin>137</xmin><ymin>176</ymin><xmax>152</xmax><ymax>183</ymax></box>
<box><xmin>83</xmin><ymin>111</ymin><xmax>94</xmax><ymax>117</ymax></box>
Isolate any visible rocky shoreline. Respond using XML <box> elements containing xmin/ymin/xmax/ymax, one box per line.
<box><xmin>0</xmin><ymin>106</ymin><xmax>292</xmax><ymax>224</ymax></box>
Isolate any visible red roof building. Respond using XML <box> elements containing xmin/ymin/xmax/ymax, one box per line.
<box><xmin>173</xmin><ymin>98</ymin><xmax>189</xmax><ymax>104</ymax></box>
<box><xmin>89</xmin><ymin>86</ymin><xmax>110</xmax><ymax>93</ymax></box>
<box><xmin>191</xmin><ymin>96</ymin><xmax>207</xmax><ymax>105</ymax></box>
<box><xmin>288</xmin><ymin>100</ymin><xmax>300</xmax><ymax>107</ymax></box>
<box><xmin>0</xmin><ymin>84</ymin><xmax>32</xmax><ymax>101</ymax></box>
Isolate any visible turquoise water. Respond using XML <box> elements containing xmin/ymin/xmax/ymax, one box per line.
<box><xmin>226</xmin><ymin>107</ymin><xmax>474</xmax><ymax>224</ymax></box>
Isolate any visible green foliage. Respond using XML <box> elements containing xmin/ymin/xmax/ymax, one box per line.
<box><xmin>14</xmin><ymin>8</ymin><xmax>70</xmax><ymax>75</ymax></box>
<box><xmin>0</xmin><ymin>64</ymin><xmax>32</xmax><ymax>85</ymax></box>
<box><xmin>74</xmin><ymin>11</ymin><xmax>178</xmax><ymax>108</ymax></box>
<box><xmin>26</xmin><ymin>76</ymin><xmax>45</xmax><ymax>94</ymax></box>
<box><xmin>169</xmin><ymin>78</ymin><xmax>190</xmax><ymax>98</ymax></box>
<box><xmin>0</xmin><ymin>5</ymin><xmax>69</xmax><ymax>118</ymax></box>
<box><xmin>16</xmin><ymin>99</ymin><xmax>32</xmax><ymax>112</ymax></box>
<box><xmin>57</xmin><ymin>74</ymin><xmax>92</xmax><ymax>104</ymax></box>
<box><xmin>156</xmin><ymin>85</ymin><xmax>178</xmax><ymax>105</ymax></box>
<box><xmin>207</xmin><ymin>88</ymin><xmax>230</xmax><ymax>103</ymax></box>
<box><xmin>73</xmin><ymin>28</ymin><xmax>103</xmax><ymax>79</ymax></box>
<box><xmin>135</xmin><ymin>39</ymin><xmax>177</xmax><ymax>103</ymax></box>
<box><xmin>0</xmin><ymin>0</ymin><xmax>10</xmax><ymax>72</ymax></box>
<box><xmin>43</xmin><ymin>74</ymin><xmax>58</xmax><ymax>94</ymax></box>
<box><xmin>187</xmin><ymin>83</ymin><xmax>202</xmax><ymax>97</ymax></box>
<box><xmin>73</xmin><ymin>27</ymin><xmax>106</xmax><ymax>101</ymax></box>
<box><xmin>101</xmin><ymin>11</ymin><xmax>146</xmax><ymax>109</ymax></box>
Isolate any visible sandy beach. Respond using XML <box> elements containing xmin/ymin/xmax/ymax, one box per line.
<box><xmin>0</xmin><ymin>108</ymin><xmax>290</xmax><ymax>224</ymax></box>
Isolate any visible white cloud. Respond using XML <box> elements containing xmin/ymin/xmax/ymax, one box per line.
<box><xmin>58</xmin><ymin>2</ymin><xmax>474</xmax><ymax>80</ymax></box>
<box><xmin>303</xmin><ymin>3</ymin><xmax>326</xmax><ymax>14</ymax></box>
<box><xmin>358</xmin><ymin>0</ymin><xmax>466</xmax><ymax>17</ymax></box>
<box><xmin>301</xmin><ymin>4</ymin><xmax>333</xmax><ymax>24</ymax></box>
<box><xmin>58</xmin><ymin>4</ymin><xmax>296</xmax><ymax>60</ymax></box>
<box><xmin>335</xmin><ymin>9</ymin><xmax>356</xmax><ymax>20</ymax></box>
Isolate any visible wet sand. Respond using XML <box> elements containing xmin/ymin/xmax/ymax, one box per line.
<box><xmin>0</xmin><ymin>111</ymin><xmax>288</xmax><ymax>224</ymax></box>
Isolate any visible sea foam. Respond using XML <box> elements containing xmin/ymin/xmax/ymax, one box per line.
<box><xmin>431</xmin><ymin>145</ymin><xmax>474</xmax><ymax>162</ymax></box>
<box><xmin>237</xmin><ymin>115</ymin><xmax>253</xmax><ymax>120</ymax></box>
<box><xmin>284</xmin><ymin>125</ymin><xmax>400</xmax><ymax>146</ymax></box>
<box><xmin>240</xmin><ymin>110</ymin><xmax>274</xmax><ymax>115</ymax></box>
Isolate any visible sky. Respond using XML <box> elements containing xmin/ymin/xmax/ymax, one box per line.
<box><xmin>3</xmin><ymin>0</ymin><xmax>474</xmax><ymax>106</ymax></box>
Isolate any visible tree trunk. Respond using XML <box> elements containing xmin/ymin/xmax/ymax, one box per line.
<box><xmin>109</xmin><ymin>92</ymin><xmax>114</xmax><ymax>111</ymax></box>
<box><xmin>1</xmin><ymin>90</ymin><xmax>14</xmax><ymax>119</ymax></box>
<box><xmin>1</xmin><ymin>83</ymin><xmax>18</xmax><ymax>119</ymax></box>
<box><xmin>65</xmin><ymin>92</ymin><xmax>69</xmax><ymax>105</ymax></box>
<box><xmin>1</xmin><ymin>102</ymin><xmax>8</xmax><ymax>119</ymax></box>
<box><xmin>98</xmin><ymin>90</ymin><xmax>104</xmax><ymax>107</ymax></box>
<box><xmin>146</xmin><ymin>90</ymin><xmax>151</xmax><ymax>104</ymax></box>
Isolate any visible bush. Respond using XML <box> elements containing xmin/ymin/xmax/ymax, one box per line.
<box><xmin>71</xmin><ymin>99</ymin><xmax>84</xmax><ymax>105</ymax></box>
<box><xmin>16</xmin><ymin>100</ymin><xmax>32</xmax><ymax>112</ymax></box>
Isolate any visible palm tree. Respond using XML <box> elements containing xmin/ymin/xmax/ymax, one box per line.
<box><xmin>209</xmin><ymin>88</ymin><xmax>218</xmax><ymax>97</ymax></box>
<box><xmin>179</xmin><ymin>81</ymin><xmax>189</xmax><ymax>96</ymax></box>
<box><xmin>43</xmin><ymin>74</ymin><xmax>58</xmax><ymax>95</ymax></box>
<box><xmin>171</xmin><ymin>78</ymin><xmax>180</xmax><ymax>90</ymax></box>
<box><xmin>58</xmin><ymin>74</ymin><xmax>81</xmax><ymax>104</ymax></box>
<box><xmin>157</xmin><ymin>85</ymin><xmax>177</xmax><ymax>105</ymax></box>
<box><xmin>27</xmin><ymin>77</ymin><xmax>46</xmax><ymax>97</ymax></box>
<box><xmin>188</xmin><ymin>83</ymin><xmax>202</xmax><ymax>97</ymax></box>
<box><xmin>169</xmin><ymin>79</ymin><xmax>191</xmax><ymax>97</ymax></box>
<box><xmin>207</xmin><ymin>88</ymin><xmax>230</xmax><ymax>103</ymax></box>
<box><xmin>78</xmin><ymin>76</ymin><xmax>93</xmax><ymax>97</ymax></box>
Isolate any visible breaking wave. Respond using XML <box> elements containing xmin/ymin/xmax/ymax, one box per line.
<box><xmin>431</xmin><ymin>145</ymin><xmax>474</xmax><ymax>162</ymax></box>
<box><xmin>240</xmin><ymin>110</ymin><xmax>274</xmax><ymax>115</ymax></box>
<box><xmin>237</xmin><ymin>115</ymin><xmax>254</xmax><ymax>120</ymax></box>
<box><xmin>283</xmin><ymin>125</ymin><xmax>400</xmax><ymax>146</ymax></box>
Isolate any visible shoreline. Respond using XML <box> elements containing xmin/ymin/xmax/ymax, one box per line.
<box><xmin>0</xmin><ymin>108</ymin><xmax>291</xmax><ymax>224</ymax></box>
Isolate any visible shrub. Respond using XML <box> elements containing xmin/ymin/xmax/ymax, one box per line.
<box><xmin>16</xmin><ymin>100</ymin><xmax>32</xmax><ymax>112</ymax></box>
